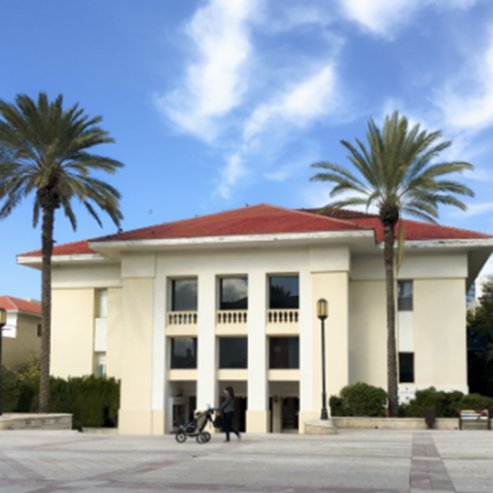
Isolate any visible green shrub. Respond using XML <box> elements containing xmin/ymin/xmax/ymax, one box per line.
<box><xmin>403</xmin><ymin>387</ymin><xmax>464</xmax><ymax>418</ymax></box>
<box><xmin>0</xmin><ymin>365</ymin><xmax>20</xmax><ymax>412</ymax></box>
<box><xmin>338</xmin><ymin>382</ymin><xmax>387</xmax><ymax>417</ymax></box>
<box><xmin>329</xmin><ymin>395</ymin><xmax>344</xmax><ymax>416</ymax></box>
<box><xmin>1</xmin><ymin>364</ymin><xmax>120</xmax><ymax>429</ymax></box>
<box><xmin>460</xmin><ymin>393</ymin><xmax>493</xmax><ymax>413</ymax></box>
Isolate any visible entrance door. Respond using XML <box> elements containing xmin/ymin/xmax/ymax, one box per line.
<box><xmin>282</xmin><ymin>397</ymin><xmax>299</xmax><ymax>431</ymax></box>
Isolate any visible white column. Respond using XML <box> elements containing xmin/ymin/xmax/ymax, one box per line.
<box><xmin>151</xmin><ymin>273</ymin><xmax>166</xmax><ymax>434</ymax></box>
<box><xmin>247</xmin><ymin>270</ymin><xmax>268</xmax><ymax>432</ymax></box>
<box><xmin>299</xmin><ymin>268</ymin><xmax>314</xmax><ymax>413</ymax></box>
<box><xmin>197</xmin><ymin>272</ymin><xmax>217</xmax><ymax>409</ymax></box>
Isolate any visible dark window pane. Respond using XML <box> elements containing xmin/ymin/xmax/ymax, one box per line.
<box><xmin>170</xmin><ymin>337</ymin><xmax>197</xmax><ymax>369</ymax></box>
<box><xmin>398</xmin><ymin>281</ymin><xmax>413</xmax><ymax>311</ymax></box>
<box><xmin>399</xmin><ymin>352</ymin><xmax>414</xmax><ymax>383</ymax></box>
<box><xmin>269</xmin><ymin>276</ymin><xmax>299</xmax><ymax>309</ymax></box>
<box><xmin>220</xmin><ymin>277</ymin><xmax>248</xmax><ymax>310</ymax></box>
<box><xmin>219</xmin><ymin>337</ymin><xmax>248</xmax><ymax>368</ymax></box>
<box><xmin>172</xmin><ymin>279</ymin><xmax>197</xmax><ymax>311</ymax></box>
<box><xmin>269</xmin><ymin>337</ymin><xmax>299</xmax><ymax>369</ymax></box>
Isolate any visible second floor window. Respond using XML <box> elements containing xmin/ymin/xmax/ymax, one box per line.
<box><xmin>171</xmin><ymin>279</ymin><xmax>197</xmax><ymax>311</ymax></box>
<box><xmin>269</xmin><ymin>275</ymin><xmax>299</xmax><ymax>309</ymax></box>
<box><xmin>219</xmin><ymin>337</ymin><xmax>248</xmax><ymax>368</ymax></box>
<box><xmin>398</xmin><ymin>281</ymin><xmax>413</xmax><ymax>311</ymax></box>
<box><xmin>269</xmin><ymin>336</ymin><xmax>299</xmax><ymax>369</ymax></box>
<box><xmin>219</xmin><ymin>277</ymin><xmax>248</xmax><ymax>310</ymax></box>
<box><xmin>170</xmin><ymin>337</ymin><xmax>197</xmax><ymax>369</ymax></box>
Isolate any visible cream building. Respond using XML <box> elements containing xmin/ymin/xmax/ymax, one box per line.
<box><xmin>0</xmin><ymin>296</ymin><xmax>41</xmax><ymax>370</ymax></box>
<box><xmin>18</xmin><ymin>204</ymin><xmax>493</xmax><ymax>434</ymax></box>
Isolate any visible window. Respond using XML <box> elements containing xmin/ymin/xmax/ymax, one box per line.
<box><xmin>398</xmin><ymin>281</ymin><xmax>413</xmax><ymax>311</ymax></box>
<box><xmin>96</xmin><ymin>289</ymin><xmax>108</xmax><ymax>318</ymax></box>
<box><xmin>269</xmin><ymin>337</ymin><xmax>299</xmax><ymax>369</ymax></box>
<box><xmin>170</xmin><ymin>337</ymin><xmax>197</xmax><ymax>369</ymax></box>
<box><xmin>219</xmin><ymin>337</ymin><xmax>248</xmax><ymax>368</ymax></box>
<box><xmin>171</xmin><ymin>279</ymin><xmax>198</xmax><ymax>311</ymax></box>
<box><xmin>399</xmin><ymin>352</ymin><xmax>414</xmax><ymax>383</ymax></box>
<box><xmin>219</xmin><ymin>277</ymin><xmax>248</xmax><ymax>310</ymax></box>
<box><xmin>95</xmin><ymin>353</ymin><xmax>106</xmax><ymax>377</ymax></box>
<box><xmin>269</xmin><ymin>275</ymin><xmax>299</xmax><ymax>309</ymax></box>
<box><xmin>37</xmin><ymin>323</ymin><xmax>42</xmax><ymax>337</ymax></box>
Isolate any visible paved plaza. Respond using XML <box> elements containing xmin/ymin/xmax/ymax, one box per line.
<box><xmin>0</xmin><ymin>428</ymin><xmax>492</xmax><ymax>493</ymax></box>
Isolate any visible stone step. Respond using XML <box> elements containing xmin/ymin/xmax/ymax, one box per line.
<box><xmin>0</xmin><ymin>413</ymin><xmax>72</xmax><ymax>430</ymax></box>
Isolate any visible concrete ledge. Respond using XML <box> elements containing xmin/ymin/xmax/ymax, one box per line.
<box><xmin>304</xmin><ymin>419</ymin><xmax>338</xmax><ymax>435</ymax></box>
<box><xmin>331</xmin><ymin>417</ymin><xmax>458</xmax><ymax>430</ymax></box>
<box><xmin>0</xmin><ymin>413</ymin><xmax>72</xmax><ymax>430</ymax></box>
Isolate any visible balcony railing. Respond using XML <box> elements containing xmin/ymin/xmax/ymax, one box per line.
<box><xmin>267</xmin><ymin>309</ymin><xmax>299</xmax><ymax>324</ymax></box>
<box><xmin>217</xmin><ymin>310</ymin><xmax>247</xmax><ymax>324</ymax></box>
<box><xmin>167</xmin><ymin>311</ymin><xmax>197</xmax><ymax>325</ymax></box>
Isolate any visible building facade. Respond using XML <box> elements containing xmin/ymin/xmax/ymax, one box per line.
<box><xmin>0</xmin><ymin>296</ymin><xmax>41</xmax><ymax>370</ymax></box>
<box><xmin>18</xmin><ymin>205</ymin><xmax>493</xmax><ymax>434</ymax></box>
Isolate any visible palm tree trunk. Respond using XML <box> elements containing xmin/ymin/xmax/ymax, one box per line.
<box><xmin>383</xmin><ymin>223</ymin><xmax>399</xmax><ymax>417</ymax></box>
<box><xmin>39</xmin><ymin>206</ymin><xmax>54</xmax><ymax>413</ymax></box>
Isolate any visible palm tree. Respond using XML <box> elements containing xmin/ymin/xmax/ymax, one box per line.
<box><xmin>0</xmin><ymin>93</ymin><xmax>123</xmax><ymax>412</ymax></box>
<box><xmin>311</xmin><ymin>111</ymin><xmax>473</xmax><ymax>416</ymax></box>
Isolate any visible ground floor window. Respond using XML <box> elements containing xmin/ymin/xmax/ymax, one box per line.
<box><xmin>399</xmin><ymin>352</ymin><xmax>414</xmax><ymax>383</ymax></box>
<box><xmin>219</xmin><ymin>337</ymin><xmax>248</xmax><ymax>368</ymax></box>
<box><xmin>269</xmin><ymin>336</ymin><xmax>299</xmax><ymax>369</ymax></box>
<box><xmin>170</xmin><ymin>337</ymin><xmax>197</xmax><ymax>369</ymax></box>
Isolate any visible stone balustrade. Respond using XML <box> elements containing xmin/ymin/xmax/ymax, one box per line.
<box><xmin>267</xmin><ymin>309</ymin><xmax>299</xmax><ymax>324</ymax></box>
<box><xmin>217</xmin><ymin>310</ymin><xmax>247</xmax><ymax>324</ymax></box>
<box><xmin>167</xmin><ymin>311</ymin><xmax>197</xmax><ymax>325</ymax></box>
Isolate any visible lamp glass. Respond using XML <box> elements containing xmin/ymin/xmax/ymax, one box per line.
<box><xmin>0</xmin><ymin>308</ymin><xmax>6</xmax><ymax>326</ymax></box>
<box><xmin>316</xmin><ymin>298</ymin><xmax>328</xmax><ymax>319</ymax></box>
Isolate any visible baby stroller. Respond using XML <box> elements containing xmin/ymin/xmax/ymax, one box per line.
<box><xmin>175</xmin><ymin>406</ymin><xmax>215</xmax><ymax>444</ymax></box>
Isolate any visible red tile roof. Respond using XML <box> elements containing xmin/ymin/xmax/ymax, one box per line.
<box><xmin>305</xmin><ymin>208</ymin><xmax>492</xmax><ymax>242</ymax></box>
<box><xmin>19</xmin><ymin>240</ymin><xmax>96</xmax><ymax>258</ymax></box>
<box><xmin>92</xmin><ymin>204</ymin><xmax>370</xmax><ymax>242</ymax></box>
<box><xmin>0</xmin><ymin>296</ymin><xmax>41</xmax><ymax>315</ymax></box>
<box><xmin>18</xmin><ymin>204</ymin><xmax>493</xmax><ymax>258</ymax></box>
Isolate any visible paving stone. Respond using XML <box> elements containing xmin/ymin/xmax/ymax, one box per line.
<box><xmin>0</xmin><ymin>429</ymin><xmax>491</xmax><ymax>492</ymax></box>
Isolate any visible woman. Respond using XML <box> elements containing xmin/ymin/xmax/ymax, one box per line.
<box><xmin>219</xmin><ymin>386</ymin><xmax>241</xmax><ymax>442</ymax></box>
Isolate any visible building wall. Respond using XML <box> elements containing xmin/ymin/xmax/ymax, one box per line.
<box><xmin>51</xmin><ymin>289</ymin><xmax>95</xmax><ymax>377</ymax></box>
<box><xmin>2</xmin><ymin>313</ymin><xmax>41</xmax><ymax>369</ymax></box>
<box><xmin>46</xmin><ymin>246</ymin><xmax>471</xmax><ymax>434</ymax></box>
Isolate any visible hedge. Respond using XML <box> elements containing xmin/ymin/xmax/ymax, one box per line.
<box><xmin>330</xmin><ymin>382</ymin><xmax>387</xmax><ymax>417</ymax></box>
<box><xmin>1</xmin><ymin>365</ymin><xmax>120</xmax><ymax>429</ymax></box>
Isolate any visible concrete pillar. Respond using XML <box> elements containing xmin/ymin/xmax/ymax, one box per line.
<box><xmin>272</xmin><ymin>398</ymin><xmax>282</xmax><ymax>433</ymax></box>
<box><xmin>247</xmin><ymin>270</ymin><xmax>269</xmax><ymax>432</ymax></box>
<box><xmin>197</xmin><ymin>272</ymin><xmax>217</xmax><ymax>409</ymax></box>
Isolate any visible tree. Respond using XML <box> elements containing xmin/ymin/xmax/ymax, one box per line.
<box><xmin>0</xmin><ymin>93</ymin><xmax>123</xmax><ymax>412</ymax></box>
<box><xmin>467</xmin><ymin>279</ymin><xmax>493</xmax><ymax>396</ymax></box>
<box><xmin>311</xmin><ymin>112</ymin><xmax>473</xmax><ymax>416</ymax></box>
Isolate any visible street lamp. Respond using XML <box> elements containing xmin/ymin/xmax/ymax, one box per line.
<box><xmin>316</xmin><ymin>299</ymin><xmax>329</xmax><ymax>420</ymax></box>
<box><xmin>0</xmin><ymin>308</ymin><xmax>7</xmax><ymax>416</ymax></box>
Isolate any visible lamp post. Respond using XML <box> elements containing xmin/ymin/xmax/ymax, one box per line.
<box><xmin>317</xmin><ymin>299</ymin><xmax>329</xmax><ymax>420</ymax></box>
<box><xmin>0</xmin><ymin>308</ymin><xmax>7</xmax><ymax>416</ymax></box>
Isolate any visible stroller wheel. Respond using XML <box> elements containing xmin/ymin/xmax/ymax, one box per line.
<box><xmin>196</xmin><ymin>431</ymin><xmax>211</xmax><ymax>444</ymax></box>
<box><xmin>175</xmin><ymin>431</ymin><xmax>187</xmax><ymax>443</ymax></box>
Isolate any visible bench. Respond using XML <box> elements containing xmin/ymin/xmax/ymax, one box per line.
<box><xmin>458</xmin><ymin>409</ymin><xmax>491</xmax><ymax>430</ymax></box>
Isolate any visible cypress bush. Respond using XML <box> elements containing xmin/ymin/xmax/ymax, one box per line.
<box><xmin>1</xmin><ymin>362</ymin><xmax>120</xmax><ymax>429</ymax></box>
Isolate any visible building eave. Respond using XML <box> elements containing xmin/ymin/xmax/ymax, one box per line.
<box><xmin>88</xmin><ymin>230</ymin><xmax>377</xmax><ymax>253</ymax></box>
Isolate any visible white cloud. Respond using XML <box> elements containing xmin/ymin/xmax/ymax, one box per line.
<box><xmin>216</xmin><ymin>152</ymin><xmax>247</xmax><ymax>199</ymax></box>
<box><xmin>243</xmin><ymin>65</ymin><xmax>338</xmax><ymax>142</ymax></box>
<box><xmin>339</xmin><ymin>0</ymin><xmax>475</xmax><ymax>38</ymax></box>
<box><xmin>436</xmin><ymin>30</ymin><xmax>493</xmax><ymax>132</ymax></box>
<box><xmin>450</xmin><ymin>201</ymin><xmax>493</xmax><ymax>219</ymax></box>
<box><xmin>215</xmin><ymin>65</ymin><xmax>341</xmax><ymax>198</ymax></box>
<box><xmin>155</xmin><ymin>0</ymin><xmax>257</xmax><ymax>141</ymax></box>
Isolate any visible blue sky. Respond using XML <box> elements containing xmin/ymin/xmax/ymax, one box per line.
<box><xmin>1</xmin><ymin>0</ymin><xmax>493</xmax><ymax>299</ymax></box>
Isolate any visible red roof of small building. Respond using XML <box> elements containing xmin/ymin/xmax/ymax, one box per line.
<box><xmin>0</xmin><ymin>296</ymin><xmax>41</xmax><ymax>315</ymax></box>
<box><xmin>18</xmin><ymin>204</ymin><xmax>492</xmax><ymax>258</ymax></box>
